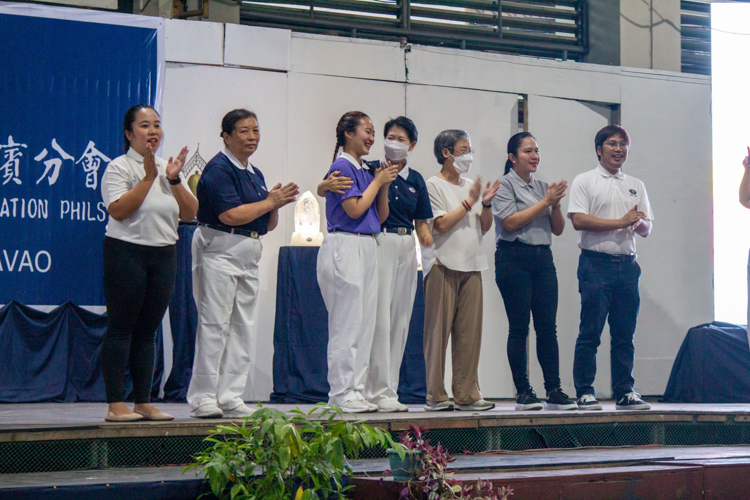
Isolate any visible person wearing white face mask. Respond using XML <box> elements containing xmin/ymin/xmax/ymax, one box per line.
<box><xmin>318</xmin><ymin>116</ymin><xmax>432</xmax><ymax>412</ymax></box>
<box><xmin>421</xmin><ymin>129</ymin><xmax>500</xmax><ymax>412</ymax></box>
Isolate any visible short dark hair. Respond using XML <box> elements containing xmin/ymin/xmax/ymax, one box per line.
<box><xmin>221</xmin><ymin>109</ymin><xmax>258</xmax><ymax>138</ymax></box>
<box><xmin>505</xmin><ymin>132</ymin><xmax>536</xmax><ymax>175</ymax></box>
<box><xmin>123</xmin><ymin>104</ymin><xmax>157</xmax><ymax>153</ymax></box>
<box><xmin>384</xmin><ymin>116</ymin><xmax>418</xmax><ymax>143</ymax></box>
<box><xmin>433</xmin><ymin>129</ymin><xmax>469</xmax><ymax>165</ymax></box>
<box><xmin>594</xmin><ymin>125</ymin><xmax>630</xmax><ymax>160</ymax></box>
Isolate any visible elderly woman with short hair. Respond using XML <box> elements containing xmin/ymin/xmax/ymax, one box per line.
<box><xmin>421</xmin><ymin>129</ymin><xmax>499</xmax><ymax>412</ymax></box>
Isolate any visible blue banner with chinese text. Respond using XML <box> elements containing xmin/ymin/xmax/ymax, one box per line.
<box><xmin>0</xmin><ymin>5</ymin><xmax>163</xmax><ymax>305</ymax></box>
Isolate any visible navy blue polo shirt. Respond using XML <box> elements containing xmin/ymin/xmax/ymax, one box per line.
<box><xmin>367</xmin><ymin>160</ymin><xmax>433</xmax><ymax>230</ymax></box>
<box><xmin>196</xmin><ymin>150</ymin><xmax>270</xmax><ymax>235</ymax></box>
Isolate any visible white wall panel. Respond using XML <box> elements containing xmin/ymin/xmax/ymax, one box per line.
<box><xmin>407</xmin><ymin>46</ymin><xmax>622</xmax><ymax>104</ymax></box>
<box><xmin>620</xmin><ymin>73</ymin><xmax>713</xmax><ymax>395</ymax></box>
<box><xmin>224</xmin><ymin>24</ymin><xmax>291</xmax><ymax>71</ymax></box>
<box><xmin>291</xmin><ymin>33</ymin><xmax>406</xmax><ymax>82</ymax></box>
<box><xmin>406</xmin><ymin>85</ymin><xmax>520</xmax><ymax>399</ymax></box>
<box><xmin>162</xmin><ymin>63</ymin><xmax>289</xmax><ymax>400</ymax></box>
<box><xmin>165</xmin><ymin>19</ymin><xmax>223</xmax><ymax>65</ymax></box>
<box><xmin>527</xmin><ymin>95</ymin><xmax>611</xmax><ymax>397</ymax></box>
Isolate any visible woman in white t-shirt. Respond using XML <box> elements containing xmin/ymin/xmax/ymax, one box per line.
<box><xmin>99</xmin><ymin>104</ymin><xmax>198</xmax><ymax>422</ymax></box>
<box><xmin>422</xmin><ymin>129</ymin><xmax>499</xmax><ymax>412</ymax></box>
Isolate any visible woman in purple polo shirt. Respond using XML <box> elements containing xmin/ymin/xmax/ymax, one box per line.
<box><xmin>317</xmin><ymin>111</ymin><xmax>398</xmax><ymax>413</ymax></box>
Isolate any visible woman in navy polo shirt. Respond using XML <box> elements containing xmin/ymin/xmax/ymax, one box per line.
<box><xmin>318</xmin><ymin>116</ymin><xmax>433</xmax><ymax>412</ymax></box>
<box><xmin>188</xmin><ymin>109</ymin><xmax>298</xmax><ymax>419</ymax></box>
<box><xmin>317</xmin><ymin>111</ymin><xmax>398</xmax><ymax>413</ymax></box>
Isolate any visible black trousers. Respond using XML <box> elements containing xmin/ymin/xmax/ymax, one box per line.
<box><xmin>494</xmin><ymin>240</ymin><xmax>561</xmax><ymax>395</ymax></box>
<box><xmin>101</xmin><ymin>237</ymin><xmax>176</xmax><ymax>404</ymax></box>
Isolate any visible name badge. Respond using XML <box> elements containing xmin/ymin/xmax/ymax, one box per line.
<box><xmin>408</xmin><ymin>187</ymin><xmax>416</xmax><ymax>193</ymax></box>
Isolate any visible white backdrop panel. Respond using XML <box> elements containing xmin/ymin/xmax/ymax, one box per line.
<box><xmin>620</xmin><ymin>72</ymin><xmax>713</xmax><ymax>394</ymax></box>
<box><xmin>165</xmin><ymin>19</ymin><xmax>223</xmax><ymax>65</ymax></box>
<box><xmin>224</xmin><ymin>24</ymin><xmax>291</xmax><ymax>71</ymax></box>
<box><xmin>162</xmin><ymin>63</ymin><xmax>290</xmax><ymax>400</ymax></box>
<box><xmin>291</xmin><ymin>34</ymin><xmax>406</xmax><ymax>82</ymax></box>
<box><xmin>527</xmin><ymin>95</ymin><xmax>611</xmax><ymax>397</ymax></box>
<box><xmin>406</xmin><ymin>84</ymin><xmax>519</xmax><ymax>398</ymax></box>
<box><xmin>406</xmin><ymin>46</ymin><xmax>621</xmax><ymax>104</ymax></box>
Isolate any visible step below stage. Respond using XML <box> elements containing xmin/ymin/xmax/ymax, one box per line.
<box><xmin>5</xmin><ymin>446</ymin><xmax>750</xmax><ymax>499</ymax></box>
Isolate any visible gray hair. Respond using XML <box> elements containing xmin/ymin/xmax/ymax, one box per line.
<box><xmin>433</xmin><ymin>129</ymin><xmax>470</xmax><ymax>165</ymax></box>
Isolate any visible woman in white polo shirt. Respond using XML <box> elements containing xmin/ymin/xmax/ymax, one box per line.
<box><xmin>100</xmin><ymin>104</ymin><xmax>198</xmax><ymax>422</ymax></box>
<box><xmin>422</xmin><ymin>129</ymin><xmax>499</xmax><ymax>412</ymax></box>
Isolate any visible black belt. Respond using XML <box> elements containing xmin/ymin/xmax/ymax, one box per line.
<box><xmin>198</xmin><ymin>222</ymin><xmax>260</xmax><ymax>239</ymax></box>
<box><xmin>497</xmin><ymin>239</ymin><xmax>535</xmax><ymax>248</ymax></box>
<box><xmin>581</xmin><ymin>249</ymin><xmax>635</xmax><ymax>262</ymax></box>
<box><xmin>329</xmin><ymin>229</ymin><xmax>377</xmax><ymax>237</ymax></box>
<box><xmin>383</xmin><ymin>227</ymin><xmax>413</xmax><ymax>236</ymax></box>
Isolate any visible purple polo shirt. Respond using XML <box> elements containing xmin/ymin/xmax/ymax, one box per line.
<box><xmin>324</xmin><ymin>153</ymin><xmax>381</xmax><ymax>233</ymax></box>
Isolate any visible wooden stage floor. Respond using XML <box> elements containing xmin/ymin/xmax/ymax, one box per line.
<box><xmin>4</xmin><ymin>400</ymin><xmax>750</xmax><ymax>427</ymax></box>
<box><xmin>3</xmin><ymin>401</ymin><xmax>750</xmax><ymax>439</ymax></box>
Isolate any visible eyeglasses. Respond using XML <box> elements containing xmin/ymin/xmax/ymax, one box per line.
<box><xmin>604</xmin><ymin>140</ymin><xmax>629</xmax><ymax>148</ymax></box>
<box><xmin>450</xmin><ymin>147</ymin><xmax>475</xmax><ymax>155</ymax></box>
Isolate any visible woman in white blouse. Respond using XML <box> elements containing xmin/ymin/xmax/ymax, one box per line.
<box><xmin>100</xmin><ymin>104</ymin><xmax>197</xmax><ymax>422</ymax></box>
<box><xmin>421</xmin><ymin>129</ymin><xmax>499</xmax><ymax>412</ymax></box>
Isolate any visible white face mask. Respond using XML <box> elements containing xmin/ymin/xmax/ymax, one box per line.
<box><xmin>384</xmin><ymin>139</ymin><xmax>410</xmax><ymax>162</ymax></box>
<box><xmin>451</xmin><ymin>153</ymin><xmax>473</xmax><ymax>174</ymax></box>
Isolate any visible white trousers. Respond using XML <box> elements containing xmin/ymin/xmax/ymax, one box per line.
<box><xmin>317</xmin><ymin>232</ymin><xmax>378</xmax><ymax>406</ymax></box>
<box><xmin>187</xmin><ymin>226</ymin><xmax>261</xmax><ymax>411</ymax></box>
<box><xmin>365</xmin><ymin>232</ymin><xmax>418</xmax><ymax>403</ymax></box>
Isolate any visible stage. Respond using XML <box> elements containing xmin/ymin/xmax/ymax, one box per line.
<box><xmin>4</xmin><ymin>401</ymin><xmax>750</xmax><ymax>498</ymax></box>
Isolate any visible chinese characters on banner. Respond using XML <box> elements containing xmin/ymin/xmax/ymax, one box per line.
<box><xmin>0</xmin><ymin>8</ymin><xmax>162</xmax><ymax>305</ymax></box>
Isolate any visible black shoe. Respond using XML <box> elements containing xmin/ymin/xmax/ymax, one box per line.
<box><xmin>545</xmin><ymin>388</ymin><xmax>577</xmax><ymax>411</ymax></box>
<box><xmin>515</xmin><ymin>388</ymin><xmax>544</xmax><ymax>411</ymax></box>
<box><xmin>576</xmin><ymin>394</ymin><xmax>603</xmax><ymax>410</ymax></box>
<box><xmin>615</xmin><ymin>392</ymin><xmax>651</xmax><ymax>411</ymax></box>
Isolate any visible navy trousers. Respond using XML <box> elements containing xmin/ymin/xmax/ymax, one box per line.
<box><xmin>573</xmin><ymin>250</ymin><xmax>641</xmax><ymax>400</ymax></box>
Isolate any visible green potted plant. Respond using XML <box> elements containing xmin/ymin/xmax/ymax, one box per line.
<box><xmin>185</xmin><ymin>404</ymin><xmax>404</xmax><ymax>500</ymax></box>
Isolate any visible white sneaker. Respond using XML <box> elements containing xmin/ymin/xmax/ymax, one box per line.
<box><xmin>223</xmin><ymin>404</ymin><xmax>255</xmax><ymax>418</ymax></box>
<box><xmin>354</xmin><ymin>394</ymin><xmax>378</xmax><ymax>412</ymax></box>
<box><xmin>376</xmin><ymin>399</ymin><xmax>409</xmax><ymax>413</ymax></box>
<box><xmin>190</xmin><ymin>403</ymin><xmax>223</xmax><ymax>419</ymax></box>
<box><xmin>339</xmin><ymin>399</ymin><xmax>373</xmax><ymax>413</ymax></box>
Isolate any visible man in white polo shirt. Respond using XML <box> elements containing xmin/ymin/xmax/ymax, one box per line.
<box><xmin>567</xmin><ymin>124</ymin><xmax>653</xmax><ymax>411</ymax></box>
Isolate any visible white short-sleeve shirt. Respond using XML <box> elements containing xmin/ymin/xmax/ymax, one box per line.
<box><xmin>423</xmin><ymin>175</ymin><xmax>488</xmax><ymax>274</ymax></box>
<box><xmin>101</xmin><ymin>148</ymin><xmax>190</xmax><ymax>247</ymax></box>
<box><xmin>567</xmin><ymin>164</ymin><xmax>654</xmax><ymax>255</ymax></box>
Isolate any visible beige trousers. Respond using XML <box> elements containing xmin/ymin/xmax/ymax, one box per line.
<box><xmin>423</xmin><ymin>264</ymin><xmax>484</xmax><ymax>405</ymax></box>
